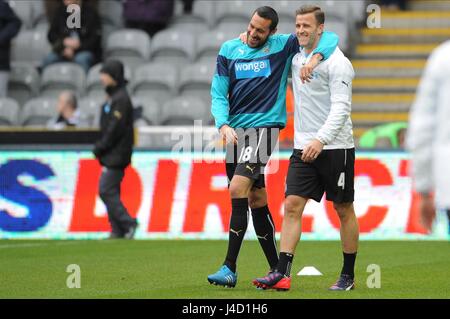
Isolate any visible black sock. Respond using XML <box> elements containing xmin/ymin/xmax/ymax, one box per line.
<box><xmin>251</xmin><ymin>205</ymin><xmax>279</xmax><ymax>270</ymax></box>
<box><xmin>223</xmin><ymin>198</ymin><xmax>249</xmax><ymax>273</ymax></box>
<box><xmin>276</xmin><ymin>252</ymin><xmax>294</xmax><ymax>277</ymax></box>
<box><xmin>341</xmin><ymin>252</ymin><xmax>357</xmax><ymax>279</ymax></box>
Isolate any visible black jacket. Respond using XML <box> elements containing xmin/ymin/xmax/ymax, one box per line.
<box><xmin>94</xmin><ymin>86</ymin><xmax>134</xmax><ymax>169</ymax></box>
<box><xmin>0</xmin><ymin>0</ymin><xmax>21</xmax><ymax>71</ymax></box>
<box><xmin>48</xmin><ymin>3</ymin><xmax>101</xmax><ymax>61</ymax></box>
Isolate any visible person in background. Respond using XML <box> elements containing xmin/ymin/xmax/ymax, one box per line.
<box><xmin>181</xmin><ymin>0</ymin><xmax>195</xmax><ymax>13</ymax></box>
<box><xmin>123</xmin><ymin>0</ymin><xmax>174</xmax><ymax>37</ymax></box>
<box><xmin>45</xmin><ymin>0</ymin><xmax>99</xmax><ymax>21</ymax></box>
<box><xmin>358</xmin><ymin>122</ymin><xmax>408</xmax><ymax>149</ymax></box>
<box><xmin>406</xmin><ymin>40</ymin><xmax>450</xmax><ymax>234</ymax></box>
<box><xmin>380</xmin><ymin>0</ymin><xmax>407</xmax><ymax>11</ymax></box>
<box><xmin>43</xmin><ymin>0</ymin><xmax>101</xmax><ymax>73</ymax></box>
<box><xmin>47</xmin><ymin>90</ymin><xmax>89</xmax><ymax>129</ymax></box>
<box><xmin>0</xmin><ymin>0</ymin><xmax>21</xmax><ymax>97</ymax></box>
<box><xmin>93</xmin><ymin>59</ymin><xmax>138</xmax><ymax>239</ymax></box>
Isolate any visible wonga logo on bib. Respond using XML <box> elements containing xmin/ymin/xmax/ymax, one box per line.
<box><xmin>235</xmin><ymin>59</ymin><xmax>271</xmax><ymax>79</ymax></box>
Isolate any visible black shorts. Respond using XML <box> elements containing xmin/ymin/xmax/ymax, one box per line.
<box><xmin>285</xmin><ymin>148</ymin><xmax>355</xmax><ymax>203</ymax></box>
<box><xmin>226</xmin><ymin>127</ymin><xmax>279</xmax><ymax>189</ymax></box>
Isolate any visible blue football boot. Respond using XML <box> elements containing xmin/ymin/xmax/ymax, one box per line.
<box><xmin>207</xmin><ymin>265</ymin><xmax>237</xmax><ymax>288</ymax></box>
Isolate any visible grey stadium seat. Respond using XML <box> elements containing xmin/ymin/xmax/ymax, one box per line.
<box><xmin>310</xmin><ymin>0</ymin><xmax>349</xmax><ymax>22</ymax></box>
<box><xmin>105</xmin><ymin>29</ymin><xmax>151</xmax><ymax>71</ymax></box>
<box><xmin>11</xmin><ymin>31</ymin><xmax>33</xmax><ymax>63</ymax></box>
<box><xmin>267</xmin><ymin>0</ymin><xmax>298</xmax><ymax>24</ymax></box>
<box><xmin>214</xmin><ymin>1</ymin><xmax>261</xmax><ymax>27</ymax></box>
<box><xmin>130</xmin><ymin>62</ymin><xmax>178</xmax><ymax>105</ymax></box>
<box><xmin>150</xmin><ymin>29</ymin><xmax>195</xmax><ymax>66</ymax></box>
<box><xmin>20</xmin><ymin>97</ymin><xmax>57</xmax><ymax>127</ymax></box>
<box><xmin>178</xmin><ymin>62</ymin><xmax>215</xmax><ymax>106</ymax></box>
<box><xmin>174</xmin><ymin>0</ymin><xmax>184</xmax><ymax>16</ymax></box>
<box><xmin>31</xmin><ymin>29</ymin><xmax>51</xmax><ymax>67</ymax></box>
<box><xmin>41</xmin><ymin>62</ymin><xmax>86</xmax><ymax>97</ymax></box>
<box><xmin>7</xmin><ymin>64</ymin><xmax>40</xmax><ymax>107</ymax></box>
<box><xmin>10</xmin><ymin>29</ymin><xmax>51</xmax><ymax>67</ymax></box>
<box><xmin>9</xmin><ymin>0</ymin><xmax>47</xmax><ymax>28</ymax></box>
<box><xmin>86</xmin><ymin>63</ymin><xmax>105</xmax><ymax>98</ymax></box>
<box><xmin>325</xmin><ymin>19</ymin><xmax>350</xmax><ymax>53</ymax></box>
<box><xmin>160</xmin><ymin>96</ymin><xmax>209</xmax><ymax>126</ymax></box>
<box><xmin>99</xmin><ymin>0</ymin><xmax>124</xmax><ymax>29</ymax></box>
<box><xmin>215</xmin><ymin>22</ymin><xmax>249</xmax><ymax>35</ymax></box>
<box><xmin>8</xmin><ymin>0</ymin><xmax>32</xmax><ymax>29</ymax></box>
<box><xmin>196</xmin><ymin>30</ymin><xmax>237</xmax><ymax>63</ymax></box>
<box><xmin>101</xmin><ymin>24</ymin><xmax>118</xmax><ymax>56</ymax></box>
<box><xmin>35</xmin><ymin>19</ymin><xmax>49</xmax><ymax>32</ymax></box>
<box><xmin>0</xmin><ymin>98</ymin><xmax>20</xmax><ymax>126</ymax></box>
<box><xmin>276</xmin><ymin>22</ymin><xmax>295</xmax><ymax>36</ymax></box>
<box><xmin>167</xmin><ymin>16</ymin><xmax>209</xmax><ymax>34</ymax></box>
<box><xmin>192</xmin><ymin>0</ymin><xmax>217</xmax><ymax>27</ymax></box>
<box><xmin>79</xmin><ymin>96</ymin><xmax>104</xmax><ymax>128</ymax></box>
<box><xmin>100</xmin><ymin>0</ymin><xmax>124</xmax><ymax>54</ymax></box>
<box><xmin>132</xmin><ymin>96</ymin><xmax>160</xmax><ymax>126</ymax></box>
<box><xmin>30</xmin><ymin>0</ymin><xmax>47</xmax><ymax>28</ymax></box>
<box><xmin>349</xmin><ymin>0</ymin><xmax>367</xmax><ymax>24</ymax></box>
<box><xmin>215</xmin><ymin>21</ymin><xmax>249</xmax><ymax>35</ymax></box>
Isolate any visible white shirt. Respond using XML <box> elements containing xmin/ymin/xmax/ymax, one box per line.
<box><xmin>291</xmin><ymin>46</ymin><xmax>355</xmax><ymax>150</ymax></box>
<box><xmin>406</xmin><ymin>40</ymin><xmax>450</xmax><ymax>208</ymax></box>
<box><xmin>46</xmin><ymin>109</ymin><xmax>90</xmax><ymax>129</ymax></box>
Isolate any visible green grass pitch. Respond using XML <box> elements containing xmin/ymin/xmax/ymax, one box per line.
<box><xmin>0</xmin><ymin>240</ymin><xmax>448</xmax><ymax>299</ymax></box>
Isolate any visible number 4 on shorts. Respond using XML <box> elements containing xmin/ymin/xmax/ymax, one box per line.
<box><xmin>337</xmin><ymin>172</ymin><xmax>345</xmax><ymax>189</ymax></box>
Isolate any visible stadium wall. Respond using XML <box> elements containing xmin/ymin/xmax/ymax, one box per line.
<box><xmin>0</xmin><ymin>150</ymin><xmax>448</xmax><ymax>240</ymax></box>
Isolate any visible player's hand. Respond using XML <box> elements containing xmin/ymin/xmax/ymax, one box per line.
<box><xmin>301</xmin><ymin>139</ymin><xmax>324</xmax><ymax>163</ymax></box>
<box><xmin>419</xmin><ymin>193</ymin><xmax>436</xmax><ymax>232</ymax></box>
<box><xmin>220</xmin><ymin>125</ymin><xmax>238</xmax><ymax>145</ymax></box>
<box><xmin>300</xmin><ymin>64</ymin><xmax>314</xmax><ymax>83</ymax></box>
<box><xmin>71</xmin><ymin>38</ymin><xmax>80</xmax><ymax>50</ymax></box>
<box><xmin>63</xmin><ymin>47</ymin><xmax>74</xmax><ymax>60</ymax></box>
<box><xmin>63</xmin><ymin>37</ymin><xmax>72</xmax><ymax>47</ymax></box>
<box><xmin>64</xmin><ymin>37</ymin><xmax>80</xmax><ymax>50</ymax></box>
<box><xmin>239</xmin><ymin>32</ymin><xmax>248</xmax><ymax>44</ymax></box>
<box><xmin>300</xmin><ymin>53</ymin><xmax>322</xmax><ymax>83</ymax></box>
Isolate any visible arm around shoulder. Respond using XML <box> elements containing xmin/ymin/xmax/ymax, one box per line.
<box><xmin>313</xmin><ymin>31</ymin><xmax>339</xmax><ymax>61</ymax></box>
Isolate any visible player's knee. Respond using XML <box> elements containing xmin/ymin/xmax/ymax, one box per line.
<box><xmin>248</xmin><ymin>197</ymin><xmax>266</xmax><ymax>209</ymax></box>
<box><xmin>229</xmin><ymin>182</ymin><xmax>248</xmax><ymax>198</ymax></box>
<box><xmin>284</xmin><ymin>198</ymin><xmax>303</xmax><ymax>219</ymax></box>
<box><xmin>248</xmin><ymin>191</ymin><xmax>267</xmax><ymax>209</ymax></box>
<box><xmin>334</xmin><ymin>202</ymin><xmax>354</xmax><ymax>220</ymax></box>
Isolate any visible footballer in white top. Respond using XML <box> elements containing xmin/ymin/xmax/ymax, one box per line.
<box><xmin>252</xmin><ymin>5</ymin><xmax>359</xmax><ymax>293</ymax></box>
<box><xmin>291</xmin><ymin>46</ymin><xmax>355</xmax><ymax>150</ymax></box>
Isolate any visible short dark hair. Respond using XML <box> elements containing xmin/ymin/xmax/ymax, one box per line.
<box><xmin>253</xmin><ymin>6</ymin><xmax>279</xmax><ymax>31</ymax></box>
<box><xmin>296</xmin><ymin>5</ymin><xmax>325</xmax><ymax>25</ymax></box>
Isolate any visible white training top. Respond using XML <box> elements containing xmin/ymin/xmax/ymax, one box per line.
<box><xmin>406</xmin><ymin>40</ymin><xmax>450</xmax><ymax>208</ymax></box>
<box><xmin>291</xmin><ymin>46</ymin><xmax>355</xmax><ymax>150</ymax></box>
